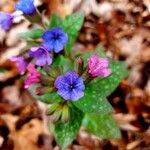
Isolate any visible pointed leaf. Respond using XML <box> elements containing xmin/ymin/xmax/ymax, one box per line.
<box><xmin>62</xmin><ymin>12</ymin><xmax>84</xmax><ymax>52</ymax></box>
<box><xmin>38</xmin><ymin>92</ymin><xmax>62</xmax><ymax>104</ymax></box>
<box><xmin>49</xmin><ymin>14</ymin><xmax>62</xmax><ymax>28</ymax></box>
<box><xmin>28</xmin><ymin>85</ymin><xmax>62</xmax><ymax>104</ymax></box>
<box><xmin>54</xmin><ymin>107</ymin><xmax>83</xmax><ymax>149</ymax></box>
<box><xmin>83</xmin><ymin>114</ymin><xmax>121</xmax><ymax>139</ymax></box>
<box><xmin>53</xmin><ymin>55</ymin><xmax>74</xmax><ymax>73</ymax></box>
<box><xmin>17</xmin><ymin>28</ymin><xmax>44</xmax><ymax>39</ymax></box>
<box><xmin>73</xmin><ymin>85</ymin><xmax>113</xmax><ymax>114</ymax></box>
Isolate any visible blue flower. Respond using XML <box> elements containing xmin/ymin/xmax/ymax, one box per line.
<box><xmin>0</xmin><ymin>12</ymin><xmax>13</xmax><ymax>31</ymax></box>
<box><xmin>42</xmin><ymin>27</ymin><xmax>68</xmax><ymax>53</ymax></box>
<box><xmin>15</xmin><ymin>0</ymin><xmax>35</xmax><ymax>15</ymax></box>
<box><xmin>29</xmin><ymin>46</ymin><xmax>52</xmax><ymax>66</ymax></box>
<box><xmin>54</xmin><ymin>71</ymin><xmax>85</xmax><ymax>101</ymax></box>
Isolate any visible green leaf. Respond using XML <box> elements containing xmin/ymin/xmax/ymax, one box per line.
<box><xmin>54</xmin><ymin>106</ymin><xmax>83</xmax><ymax>149</ymax></box>
<box><xmin>79</xmin><ymin>46</ymin><xmax>105</xmax><ymax>68</ymax></box>
<box><xmin>17</xmin><ymin>28</ymin><xmax>44</xmax><ymax>39</ymax></box>
<box><xmin>89</xmin><ymin>60</ymin><xmax>128</xmax><ymax>96</ymax></box>
<box><xmin>81</xmin><ymin>46</ymin><xmax>105</xmax><ymax>60</ymax></box>
<box><xmin>28</xmin><ymin>85</ymin><xmax>62</xmax><ymax>104</ymax></box>
<box><xmin>38</xmin><ymin>92</ymin><xmax>62</xmax><ymax>104</ymax></box>
<box><xmin>62</xmin><ymin>12</ymin><xmax>84</xmax><ymax>52</ymax></box>
<box><xmin>83</xmin><ymin>113</ymin><xmax>121</xmax><ymax>139</ymax></box>
<box><xmin>49</xmin><ymin>14</ymin><xmax>62</xmax><ymax>28</ymax></box>
<box><xmin>73</xmin><ymin>85</ymin><xmax>113</xmax><ymax>114</ymax></box>
<box><xmin>53</xmin><ymin>55</ymin><xmax>74</xmax><ymax>73</ymax></box>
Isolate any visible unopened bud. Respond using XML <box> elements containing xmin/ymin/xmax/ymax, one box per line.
<box><xmin>41</xmin><ymin>75</ymin><xmax>54</xmax><ymax>86</ymax></box>
<box><xmin>44</xmin><ymin>66</ymin><xmax>61</xmax><ymax>78</ymax></box>
<box><xmin>75</xmin><ymin>57</ymin><xmax>84</xmax><ymax>75</ymax></box>
<box><xmin>61</xmin><ymin>105</ymin><xmax>70</xmax><ymax>123</ymax></box>
<box><xmin>81</xmin><ymin>68</ymin><xmax>88</xmax><ymax>81</ymax></box>
<box><xmin>52</xmin><ymin>107</ymin><xmax>62</xmax><ymax>123</ymax></box>
<box><xmin>35</xmin><ymin>87</ymin><xmax>54</xmax><ymax>95</ymax></box>
<box><xmin>47</xmin><ymin>103</ymin><xmax>59</xmax><ymax>115</ymax></box>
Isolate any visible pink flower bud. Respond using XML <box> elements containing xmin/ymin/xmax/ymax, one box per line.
<box><xmin>88</xmin><ymin>54</ymin><xmax>111</xmax><ymax>77</ymax></box>
<box><xmin>24</xmin><ymin>63</ymin><xmax>41</xmax><ymax>88</ymax></box>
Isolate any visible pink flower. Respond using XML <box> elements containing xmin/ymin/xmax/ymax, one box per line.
<box><xmin>10</xmin><ymin>56</ymin><xmax>28</xmax><ymax>75</ymax></box>
<box><xmin>88</xmin><ymin>54</ymin><xmax>111</xmax><ymax>77</ymax></box>
<box><xmin>24</xmin><ymin>64</ymin><xmax>41</xmax><ymax>89</ymax></box>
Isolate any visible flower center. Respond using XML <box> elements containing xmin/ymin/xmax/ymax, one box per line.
<box><xmin>53</xmin><ymin>34</ymin><xmax>59</xmax><ymax>40</ymax></box>
<box><xmin>70</xmin><ymin>84</ymin><xmax>74</xmax><ymax>90</ymax></box>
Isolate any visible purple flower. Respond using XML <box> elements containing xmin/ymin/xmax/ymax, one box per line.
<box><xmin>42</xmin><ymin>27</ymin><xmax>68</xmax><ymax>53</ymax></box>
<box><xmin>88</xmin><ymin>54</ymin><xmax>111</xmax><ymax>77</ymax></box>
<box><xmin>0</xmin><ymin>12</ymin><xmax>13</xmax><ymax>31</ymax></box>
<box><xmin>24</xmin><ymin>63</ymin><xmax>41</xmax><ymax>89</ymax></box>
<box><xmin>15</xmin><ymin>0</ymin><xmax>35</xmax><ymax>15</ymax></box>
<box><xmin>29</xmin><ymin>46</ymin><xmax>52</xmax><ymax>66</ymax></box>
<box><xmin>10</xmin><ymin>56</ymin><xmax>27</xmax><ymax>75</ymax></box>
<box><xmin>54</xmin><ymin>71</ymin><xmax>85</xmax><ymax>101</ymax></box>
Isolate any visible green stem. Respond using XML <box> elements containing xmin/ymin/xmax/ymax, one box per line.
<box><xmin>36</xmin><ymin>8</ymin><xmax>47</xmax><ymax>30</ymax></box>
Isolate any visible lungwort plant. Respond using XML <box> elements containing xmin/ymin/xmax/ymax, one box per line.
<box><xmin>0</xmin><ymin>0</ymin><xmax>128</xmax><ymax>149</ymax></box>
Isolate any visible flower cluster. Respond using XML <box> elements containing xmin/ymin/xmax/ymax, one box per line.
<box><xmin>1</xmin><ymin>2</ymin><xmax>112</xmax><ymax>110</ymax></box>
<box><xmin>0</xmin><ymin>0</ymin><xmax>69</xmax><ymax>89</ymax></box>
<box><xmin>1</xmin><ymin>4</ymin><xmax>128</xmax><ymax>148</ymax></box>
<box><xmin>11</xmin><ymin>26</ymin><xmax>68</xmax><ymax>76</ymax></box>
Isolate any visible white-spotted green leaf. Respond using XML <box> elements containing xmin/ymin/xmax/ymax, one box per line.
<box><xmin>54</xmin><ymin>107</ymin><xmax>83</xmax><ymax>149</ymax></box>
<box><xmin>89</xmin><ymin>60</ymin><xmax>128</xmax><ymax>96</ymax></box>
<box><xmin>73</xmin><ymin>86</ymin><xmax>113</xmax><ymax>114</ymax></box>
<box><xmin>62</xmin><ymin>12</ymin><xmax>84</xmax><ymax>52</ymax></box>
<box><xmin>83</xmin><ymin>114</ymin><xmax>121</xmax><ymax>139</ymax></box>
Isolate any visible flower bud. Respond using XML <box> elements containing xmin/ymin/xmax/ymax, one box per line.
<box><xmin>52</xmin><ymin>107</ymin><xmax>62</xmax><ymax>123</ymax></box>
<box><xmin>41</xmin><ymin>75</ymin><xmax>55</xmax><ymax>86</ymax></box>
<box><xmin>44</xmin><ymin>66</ymin><xmax>61</xmax><ymax>78</ymax></box>
<box><xmin>61</xmin><ymin>105</ymin><xmax>70</xmax><ymax>123</ymax></box>
<box><xmin>47</xmin><ymin>103</ymin><xmax>60</xmax><ymax>115</ymax></box>
<box><xmin>35</xmin><ymin>86</ymin><xmax>54</xmax><ymax>95</ymax></box>
<box><xmin>75</xmin><ymin>57</ymin><xmax>84</xmax><ymax>75</ymax></box>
